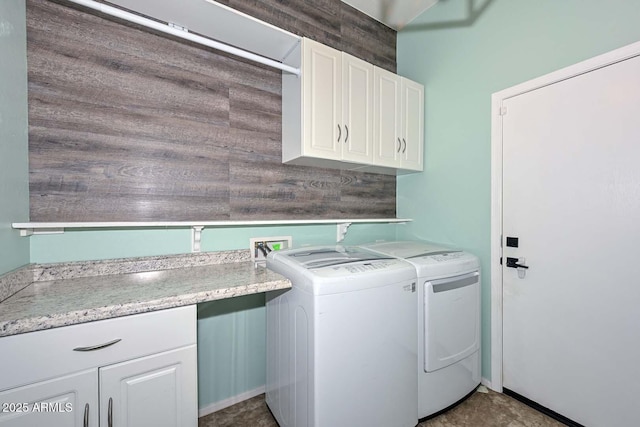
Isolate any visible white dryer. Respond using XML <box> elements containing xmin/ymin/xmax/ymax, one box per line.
<box><xmin>265</xmin><ymin>246</ymin><xmax>418</xmax><ymax>427</ymax></box>
<box><xmin>360</xmin><ymin>240</ymin><xmax>481</xmax><ymax>420</ymax></box>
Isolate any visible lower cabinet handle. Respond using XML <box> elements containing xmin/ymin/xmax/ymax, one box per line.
<box><xmin>402</xmin><ymin>138</ymin><xmax>407</xmax><ymax>153</ymax></box>
<box><xmin>397</xmin><ymin>138</ymin><xmax>401</xmax><ymax>152</ymax></box>
<box><xmin>337</xmin><ymin>124</ymin><xmax>342</xmax><ymax>142</ymax></box>
<box><xmin>83</xmin><ymin>403</ymin><xmax>89</xmax><ymax>427</ymax></box>
<box><xmin>108</xmin><ymin>397</ymin><xmax>113</xmax><ymax>427</ymax></box>
<box><xmin>73</xmin><ymin>339</ymin><xmax>121</xmax><ymax>352</ymax></box>
<box><xmin>345</xmin><ymin>125</ymin><xmax>349</xmax><ymax>143</ymax></box>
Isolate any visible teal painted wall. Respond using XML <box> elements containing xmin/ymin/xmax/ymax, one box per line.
<box><xmin>0</xmin><ymin>0</ymin><xmax>29</xmax><ymax>276</ymax></box>
<box><xmin>30</xmin><ymin>223</ymin><xmax>399</xmax><ymax>263</ymax></box>
<box><xmin>397</xmin><ymin>0</ymin><xmax>640</xmax><ymax>380</ymax></box>
<box><xmin>197</xmin><ymin>294</ymin><xmax>268</xmax><ymax>409</ymax></box>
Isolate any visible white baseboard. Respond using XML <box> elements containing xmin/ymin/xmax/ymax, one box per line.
<box><xmin>198</xmin><ymin>385</ymin><xmax>266</xmax><ymax>418</ymax></box>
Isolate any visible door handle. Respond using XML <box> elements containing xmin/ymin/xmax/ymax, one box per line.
<box><xmin>337</xmin><ymin>124</ymin><xmax>342</xmax><ymax>142</ymax></box>
<box><xmin>73</xmin><ymin>338</ymin><xmax>121</xmax><ymax>352</ymax></box>
<box><xmin>506</xmin><ymin>257</ymin><xmax>529</xmax><ymax>269</ymax></box>
<box><xmin>108</xmin><ymin>397</ymin><xmax>113</xmax><ymax>427</ymax></box>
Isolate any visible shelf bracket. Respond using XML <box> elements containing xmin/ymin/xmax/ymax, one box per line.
<box><xmin>336</xmin><ymin>222</ymin><xmax>351</xmax><ymax>243</ymax></box>
<box><xmin>19</xmin><ymin>228</ymin><xmax>64</xmax><ymax>237</ymax></box>
<box><xmin>191</xmin><ymin>226</ymin><xmax>204</xmax><ymax>253</ymax></box>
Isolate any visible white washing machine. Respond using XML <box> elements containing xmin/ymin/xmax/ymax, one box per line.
<box><xmin>265</xmin><ymin>246</ymin><xmax>418</xmax><ymax>427</ymax></box>
<box><xmin>361</xmin><ymin>240</ymin><xmax>481</xmax><ymax>420</ymax></box>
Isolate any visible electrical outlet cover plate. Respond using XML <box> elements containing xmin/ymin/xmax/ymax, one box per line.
<box><xmin>250</xmin><ymin>236</ymin><xmax>292</xmax><ymax>266</ymax></box>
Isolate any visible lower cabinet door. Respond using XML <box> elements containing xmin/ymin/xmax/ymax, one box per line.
<box><xmin>99</xmin><ymin>345</ymin><xmax>197</xmax><ymax>427</ymax></box>
<box><xmin>0</xmin><ymin>369</ymin><xmax>98</xmax><ymax>427</ymax></box>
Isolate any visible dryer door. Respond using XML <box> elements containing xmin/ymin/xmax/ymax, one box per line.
<box><xmin>424</xmin><ymin>271</ymin><xmax>480</xmax><ymax>372</ymax></box>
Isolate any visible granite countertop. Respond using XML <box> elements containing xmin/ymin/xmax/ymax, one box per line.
<box><xmin>0</xmin><ymin>250</ymin><xmax>291</xmax><ymax>338</ymax></box>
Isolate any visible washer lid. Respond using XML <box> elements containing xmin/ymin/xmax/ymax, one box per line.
<box><xmin>267</xmin><ymin>246</ymin><xmax>416</xmax><ymax>295</ymax></box>
<box><xmin>284</xmin><ymin>246</ymin><xmax>391</xmax><ymax>269</ymax></box>
<box><xmin>360</xmin><ymin>240</ymin><xmax>480</xmax><ymax>277</ymax></box>
<box><xmin>361</xmin><ymin>240</ymin><xmax>457</xmax><ymax>259</ymax></box>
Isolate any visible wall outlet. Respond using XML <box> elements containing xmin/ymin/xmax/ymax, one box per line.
<box><xmin>250</xmin><ymin>236</ymin><xmax>292</xmax><ymax>267</ymax></box>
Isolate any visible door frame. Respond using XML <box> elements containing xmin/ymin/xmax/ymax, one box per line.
<box><xmin>489</xmin><ymin>40</ymin><xmax>640</xmax><ymax>391</ymax></box>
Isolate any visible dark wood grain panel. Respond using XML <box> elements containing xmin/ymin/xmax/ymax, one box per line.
<box><xmin>340</xmin><ymin>2</ymin><xmax>396</xmax><ymax>72</ymax></box>
<box><xmin>29</xmin><ymin>125</ymin><xmax>231</xmax><ymax>221</ymax></box>
<box><xmin>229</xmin><ymin>161</ymin><xmax>343</xmax><ymax>220</ymax></box>
<box><xmin>227</xmin><ymin>128</ymin><xmax>281</xmax><ymax>162</ymax></box>
<box><xmin>28</xmin><ymin>0</ymin><xmax>397</xmax><ymax>222</ymax></box>
<box><xmin>229</xmin><ymin>85</ymin><xmax>281</xmax><ymax>135</ymax></box>
<box><xmin>338</xmin><ymin>171</ymin><xmax>397</xmax><ymax>217</ymax></box>
<box><xmin>30</xmin><ymin>194</ymin><xmax>231</xmax><ymax>222</ymax></box>
<box><xmin>217</xmin><ymin>0</ymin><xmax>342</xmax><ymax>53</ymax></box>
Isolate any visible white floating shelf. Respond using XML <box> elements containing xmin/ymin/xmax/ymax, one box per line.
<box><xmin>13</xmin><ymin>219</ymin><xmax>412</xmax><ymax>251</ymax></box>
<box><xmin>72</xmin><ymin>0</ymin><xmax>302</xmax><ymax>74</ymax></box>
<box><xmin>13</xmin><ymin>218</ymin><xmax>411</xmax><ymax>232</ymax></box>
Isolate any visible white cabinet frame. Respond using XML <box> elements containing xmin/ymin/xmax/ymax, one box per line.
<box><xmin>283</xmin><ymin>37</ymin><xmax>423</xmax><ymax>175</ymax></box>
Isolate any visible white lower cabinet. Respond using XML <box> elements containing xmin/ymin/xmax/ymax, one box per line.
<box><xmin>100</xmin><ymin>346</ymin><xmax>197</xmax><ymax>427</ymax></box>
<box><xmin>0</xmin><ymin>306</ymin><xmax>197</xmax><ymax>427</ymax></box>
<box><xmin>0</xmin><ymin>370</ymin><xmax>98</xmax><ymax>427</ymax></box>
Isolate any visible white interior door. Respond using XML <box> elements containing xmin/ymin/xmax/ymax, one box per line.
<box><xmin>501</xmin><ymin>53</ymin><xmax>640</xmax><ymax>427</ymax></box>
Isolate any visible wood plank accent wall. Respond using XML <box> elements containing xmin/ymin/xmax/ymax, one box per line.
<box><xmin>27</xmin><ymin>0</ymin><xmax>397</xmax><ymax>222</ymax></box>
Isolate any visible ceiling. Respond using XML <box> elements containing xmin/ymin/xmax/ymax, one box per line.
<box><xmin>341</xmin><ymin>0</ymin><xmax>439</xmax><ymax>30</ymax></box>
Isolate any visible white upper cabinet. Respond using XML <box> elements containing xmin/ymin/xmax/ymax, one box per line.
<box><xmin>373</xmin><ymin>67</ymin><xmax>402</xmax><ymax>168</ymax></box>
<box><xmin>342</xmin><ymin>53</ymin><xmax>374</xmax><ymax>165</ymax></box>
<box><xmin>400</xmin><ymin>78</ymin><xmax>424</xmax><ymax>171</ymax></box>
<box><xmin>284</xmin><ymin>38</ymin><xmax>374</xmax><ymax>168</ymax></box>
<box><xmin>373</xmin><ymin>67</ymin><xmax>424</xmax><ymax>172</ymax></box>
<box><xmin>283</xmin><ymin>38</ymin><xmax>423</xmax><ymax>174</ymax></box>
<box><xmin>301</xmin><ymin>39</ymin><xmax>343</xmax><ymax>161</ymax></box>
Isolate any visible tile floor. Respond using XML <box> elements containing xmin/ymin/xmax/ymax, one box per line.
<box><xmin>198</xmin><ymin>388</ymin><xmax>566</xmax><ymax>427</ymax></box>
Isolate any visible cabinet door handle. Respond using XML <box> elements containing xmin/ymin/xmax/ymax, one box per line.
<box><xmin>397</xmin><ymin>138</ymin><xmax>402</xmax><ymax>152</ymax></box>
<box><xmin>108</xmin><ymin>397</ymin><xmax>113</xmax><ymax>427</ymax></box>
<box><xmin>344</xmin><ymin>125</ymin><xmax>349</xmax><ymax>143</ymax></box>
<box><xmin>73</xmin><ymin>338</ymin><xmax>121</xmax><ymax>352</ymax></box>
<box><xmin>402</xmin><ymin>138</ymin><xmax>407</xmax><ymax>153</ymax></box>
<box><xmin>337</xmin><ymin>124</ymin><xmax>342</xmax><ymax>142</ymax></box>
<box><xmin>83</xmin><ymin>403</ymin><xmax>89</xmax><ymax>427</ymax></box>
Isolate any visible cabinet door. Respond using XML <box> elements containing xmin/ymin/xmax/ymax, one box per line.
<box><xmin>303</xmin><ymin>38</ymin><xmax>343</xmax><ymax>160</ymax></box>
<box><xmin>342</xmin><ymin>53</ymin><xmax>373</xmax><ymax>164</ymax></box>
<box><xmin>373</xmin><ymin>67</ymin><xmax>402</xmax><ymax>168</ymax></box>
<box><xmin>0</xmin><ymin>369</ymin><xmax>98</xmax><ymax>427</ymax></box>
<box><xmin>400</xmin><ymin>78</ymin><xmax>424</xmax><ymax>171</ymax></box>
<box><xmin>99</xmin><ymin>345</ymin><xmax>197</xmax><ymax>427</ymax></box>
